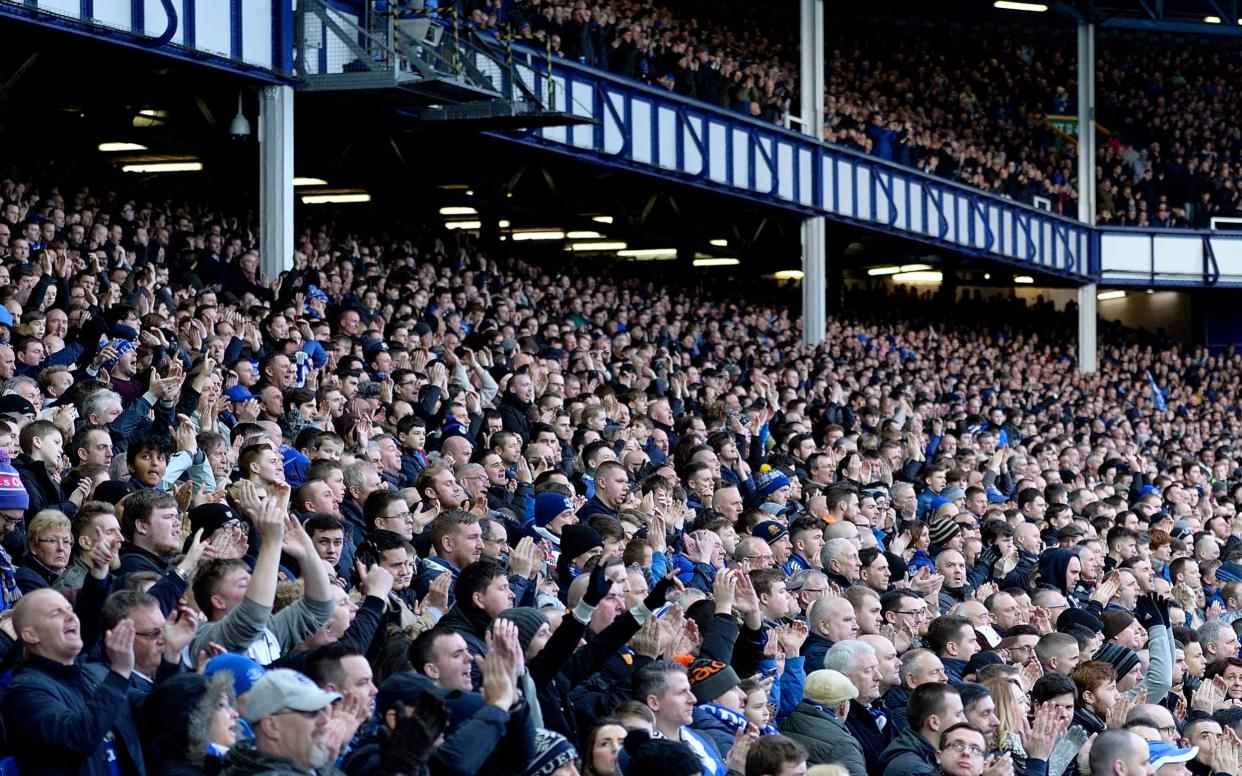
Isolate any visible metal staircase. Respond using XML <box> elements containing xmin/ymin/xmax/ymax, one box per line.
<box><xmin>295</xmin><ymin>0</ymin><xmax>589</xmax><ymax>129</ymax></box>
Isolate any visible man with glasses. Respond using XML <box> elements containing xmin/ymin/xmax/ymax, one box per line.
<box><xmin>86</xmin><ymin>590</ymin><xmax>196</xmax><ymax>691</ymax></box>
<box><xmin>734</xmin><ymin>535</ymin><xmax>775</xmax><ymax>570</ymax></box>
<box><xmin>882</xmin><ymin>588</ymin><xmax>931</xmax><ymax>651</ymax></box>
<box><xmin>788</xmin><ymin>569</ymin><xmax>829</xmax><ymax>616</ymax></box>
<box><xmin>226</xmin><ymin>669</ymin><xmax>343</xmax><ymax>775</ymax></box>
<box><xmin>934</xmin><ymin>723</ymin><xmax>990</xmax><ymax>776</ymax></box>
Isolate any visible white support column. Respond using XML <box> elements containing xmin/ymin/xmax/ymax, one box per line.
<box><xmin>259</xmin><ymin>85</ymin><xmax>295</xmax><ymax>280</ymax></box>
<box><xmin>1078</xmin><ymin>284</ymin><xmax>1097</xmax><ymax>374</ymax></box>
<box><xmin>1076</xmin><ymin>19</ymin><xmax>1097</xmax><ymax>374</ymax></box>
<box><xmin>800</xmin><ymin>0</ymin><xmax>826</xmax><ymax>346</ymax></box>
<box><xmin>802</xmin><ymin>217</ymin><xmax>826</xmax><ymax>343</ymax></box>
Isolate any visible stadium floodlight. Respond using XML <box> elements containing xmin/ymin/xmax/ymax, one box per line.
<box><xmin>618</xmin><ymin>248</ymin><xmax>677</xmax><ymax>259</ymax></box>
<box><xmin>510</xmin><ymin>230</ymin><xmax>565</xmax><ymax>241</ymax></box>
<box><xmin>293</xmin><ymin>177</ymin><xmax>328</xmax><ymax>187</ymax></box>
<box><xmin>772</xmin><ymin>270</ymin><xmax>805</xmax><ymax>280</ymax></box>
<box><xmin>1097</xmin><ymin>290</ymin><xmax>1126</xmax><ymax>300</ymax></box>
<box><xmin>568</xmin><ymin>242</ymin><xmax>628</xmax><ymax>251</ymax></box>
<box><xmin>121</xmin><ymin>162</ymin><xmax>203</xmax><ymax>173</ymax></box>
<box><xmin>566</xmin><ymin>231</ymin><xmax>604</xmax><ymax>239</ymax></box>
<box><xmin>868</xmin><ymin>263</ymin><xmax>931</xmax><ymax>276</ymax></box>
<box><xmin>1014</xmin><ymin>275</ymin><xmax>1035</xmax><ymax>284</ymax></box>
<box><xmin>710</xmin><ymin>239</ymin><xmax>729</xmax><ymax>247</ymax></box>
<box><xmin>693</xmin><ymin>258</ymin><xmax>740</xmax><ymax>267</ymax></box>
<box><xmin>302</xmin><ymin>193</ymin><xmax>371</xmax><ymax>204</ymax></box>
<box><xmin>444</xmin><ymin>221</ymin><xmax>482</xmax><ymax>230</ymax></box>
<box><xmin>439</xmin><ymin>206</ymin><xmax>478</xmax><ymax>216</ymax></box>
<box><xmin>994</xmin><ymin>1</ymin><xmax>1048</xmax><ymax>10</ymax></box>
<box><xmin>98</xmin><ymin>142</ymin><xmax>148</xmax><ymax>152</ymax></box>
<box><xmin>892</xmin><ymin>271</ymin><xmax>943</xmax><ymax>283</ymax></box>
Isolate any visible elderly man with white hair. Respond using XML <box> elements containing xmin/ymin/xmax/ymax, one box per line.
<box><xmin>825</xmin><ymin>639</ymin><xmax>892</xmax><ymax>774</ymax></box>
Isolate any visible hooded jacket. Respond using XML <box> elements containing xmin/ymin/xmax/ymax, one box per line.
<box><xmin>141</xmin><ymin>672</ymin><xmax>235</xmax><ymax>776</ymax></box>
<box><xmin>879</xmin><ymin>725</ymin><xmax>939</xmax><ymax>776</ymax></box>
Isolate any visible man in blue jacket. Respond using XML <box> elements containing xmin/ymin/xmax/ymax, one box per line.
<box><xmin>1</xmin><ymin>587</ymin><xmax>146</xmax><ymax>776</ymax></box>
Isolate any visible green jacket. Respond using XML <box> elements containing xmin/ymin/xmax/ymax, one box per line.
<box><xmin>778</xmin><ymin>702</ymin><xmax>866</xmax><ymax>775</ymax></box>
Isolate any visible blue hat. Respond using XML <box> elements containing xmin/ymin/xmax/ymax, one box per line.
<box><xmin>986</xmin><ymin>489</ymin><xmax>1010</xmax><ymax>504</ymax></box>
<box><xmin>225</xmin><ymin>385</ymin><xmax>256</xmax><ymax>402</ymax></box>
<box><xmin>204</xmin><ymin>653</ymin><xmax>266</xmax><ymax>697</ymax></box>
<box><xmin>755</xmin><ymin>467</ymin><xmax>790</xmax><ymax>498</ymax></box>
<box><xmin>0</xmin><ymin>307</ymin><xmax>12</xmax><ymax>328</ymax></box>
<box><xmin>307</xmin><ymin>285</ymin><xmax>328</xmax><ymax>302</ymax></box>
<box><xmin>1139</xmin><ymin>484</ymin><xmax>1161</xmax><ymax>498</ymax></box>
<box><xmin>752</xmin><ymin>520</ymin><xmax>788</xmax><ymax>545</ymax></box>
<box><xmin>0</xmin><ymin>450</ymin><xmax>28</xmax><ymax>512</ymax></box>
<box><xmin>534</xmin><ymin>492</ymin><xmax>574</xmax><ymax>528</ymax></box>
<box><xmin>1148</xmin><ymin>741</ymin><xmax>1197</xmax><ymax>769</ymax></box>
<box><xmin>1218</xmin><ymin>561</ymin><xmax>1242</xmax><ymax>583</ymax></box>
<box><xmin>103</xmin><ymin>339</ymin><xmax>134</xmax><ymax>371</ymax></box>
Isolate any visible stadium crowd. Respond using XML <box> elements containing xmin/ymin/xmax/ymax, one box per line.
<box><xmin>0</xmin><ymin>169</ymin><xmax>1239</xmax><ymax>776</ymax></box>
<box><xmin>450</xmin><ymin>0</ymin><xmax>1242</xmax><ymax>227</ymax></box>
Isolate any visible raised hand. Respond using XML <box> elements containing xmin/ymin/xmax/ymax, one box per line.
<box><xmin>779</xmin><ymin>619</ymin><xmax>809</xmax><ymax>653</ymax></box>
<box><xmin>507</xmin><ymin>537</ymin><xmax>537</xmax><ymax>579</ymax></box>
<box><xmin>712</xmin><ymin>568</ymin><xmax>737</xmax><ymax>615</ymax></box>
<box><xmin>1107</xmin><ymin>688</ymin><xmax>1146</xmax><ymax>729</ymax></box>
<box><xmin>105</xmin><ymin>618</ymin><xmax>137</xmax><ymax>678</ymax></box>
<box><xmin>425</xmin><ymin>569</ymin><xmax>452</xmax><ymax>612</ymax></box>
<box><xmin>1024</xmin><ymin>702</ymin><xmax>1058</xmax><ymax>761</ymax></box>
<box><xmin>356</xmin><ymin>561</ymin><xmax>394</xmax><ymax>601</ymax></box>
<box><xmin>162</xmin><ymin>606</ymin><xmax>201</xmax><ymax>661</ymax></box>
<box><xmin>981</xmin><ymin>752</ymin><xmax>1015</xmax><ymax>776</ymax></box>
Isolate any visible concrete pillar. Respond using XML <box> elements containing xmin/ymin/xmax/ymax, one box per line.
<box><xmin>259</xmin><ymin>85</ymin><xmax>295</xmax><ymax>280</ymax></box>
<box><xmin>1076</xmin><ymin>20</ymin><xmax>1097</xmax><ymax>374</ymax></box>
<box><xmin>799</xmin><ymin>0</ymin><xmax>826</xmax><ymax>346</ymax></box>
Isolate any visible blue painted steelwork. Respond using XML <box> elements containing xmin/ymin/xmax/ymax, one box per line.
<box><xmin>0</xmin><ymin>0</ymin><xmax>294</xmax><ymax>80</ymax></box>
<box><xmin>464</xmin><ymin>39</ymin><xmax>1095</xmax><ymax>281</ymax></box>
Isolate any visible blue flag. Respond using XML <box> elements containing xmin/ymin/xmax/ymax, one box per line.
<box><xmin>1146</xmin><ymin>370</ymin><xmax>1168</xmax><ymax>412</ymax></box>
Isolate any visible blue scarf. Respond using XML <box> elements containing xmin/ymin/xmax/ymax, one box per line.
<box><xmin>697</xmin><ymin>703</ymin><xmax>778</xmax><ymax>737</ymax></box>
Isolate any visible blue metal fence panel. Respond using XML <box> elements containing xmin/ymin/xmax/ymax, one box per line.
<box><xmin>0</xmin><ymin>0</ymin><xmax>291</xmax><ymax>79</ymax></box>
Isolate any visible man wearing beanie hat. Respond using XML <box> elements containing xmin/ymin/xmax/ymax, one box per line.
<box><xmin>687</xmin><ymin>659</ymin><xmax>749</xmax><ymax>755</ymax></box>
<box><xmin>754</xmin><ymin>465</ymin><xmax>792</xmax><ymax>509</ymax></box>
<box><xmin>779</xmin><ymin>669</ymin><xmax>866</xmax><ymax>772</ymax></box>
<box><xmin>1101</xmin><ymin>610</ymin><xmax>1145</xmax><ymax>650</ymax></box>
<box><xmin>530</xmin><ymin>491</ymin><xmax>577</xmax><ymax>550</ymax></box>
<box><xmin>1094</xmin><ymin>643</ymin><xmax>1145</xmax><ymax>691</ymax></box>
<box><xmin>929</xmin><ymin>517</ymin><xmax>963</xmax><ymax>552</ymax></box>
<box><xmin>495</xmin><ymin>607</ymin><xmax>552</xmax><ymax>729</ymax></box>
<box><xmin>0</xmin><ymin>450</ymin><xmax>27</xmax><ymax>609</ymax></box>
<box><xmin>557</xmin><ymin>524</ymin><xmax>604</xmax><ymax>579</ymax></box>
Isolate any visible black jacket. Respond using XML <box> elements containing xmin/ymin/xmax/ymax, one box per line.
<box><xmin>844</xmin><ymin>698</ymin><xmax>894</xmax><ymax>774</ymax></box>
<box><xmin>1</xmin><ymin>654</ymin><xmax>146</xmax><ymax>776</ymax></box>
<box><xmin>15</xmin><ymin>453</ymin><xmax>77</xmax><ymax>523</ymax></box>
<box><xmin>497</xmin><ymin>394</ymin><xmax>532</xmax><ymax>443</ymax></box>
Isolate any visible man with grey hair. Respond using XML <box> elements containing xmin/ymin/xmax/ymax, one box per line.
<box><xmin>883</xmin><ymin>648</ymin><xmax>948</xmax><ymax>733</ymax></box>
<box><xmin>1199</xmin><ymin>620</ymin><xmax>1241</xmax><ymax>664</ymax></box>
<box><xmin>825</xmin><ymin>639</ymin><xmax>891</xmax><ymax>773</ymax></box>
<box><xmin>891</xmin><ymin>481</ymin><xmax>917</xmax><ymax>521</ymax></box>
<box><xmin>821</xmin><ymin>537</ymin><xmax>860</xmax><ymax>588</ymax></box>
<box><xmin>456</xmin><ymin>462</ymin><xmax>489</xmax><ymax>503</ymax></box>
<box><xmin>787</xmin><ymin>568</ymin><xmax>829</xmax><ymax>616</ymax></box>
